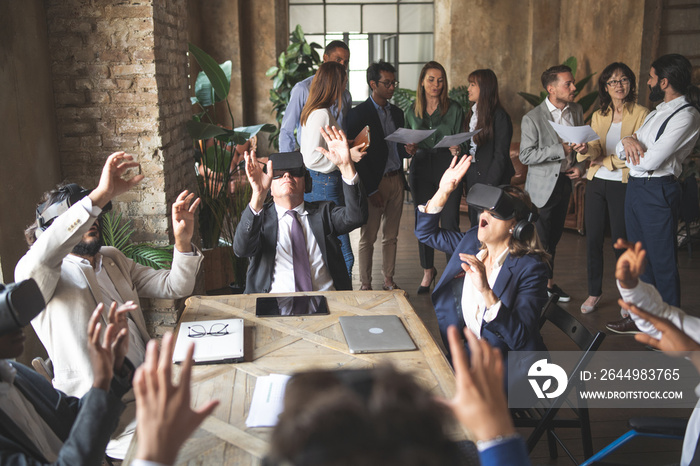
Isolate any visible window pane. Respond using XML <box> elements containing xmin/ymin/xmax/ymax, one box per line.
<box><xmin>326</xmin><ymin>5</ymin><xmax>361</xmax><ymax>33</ymax></box>
<box><xmin>399</xmin><ymin>4</ymin><xmax>433</xmax><ymax>33</ymax></box>
<box><xmin>349</xmin><ymin>70</ymin><xmax>369</xmax><ymax>103</ymax></box>
<box><xmin>363</xmin><ymin>5</ymin><xmax>397</xmax><ymax>33</ymax></box>
<box><xmin>348</xmin><ymin>34</ymin><xmax>368</xmax><ymax>71</ymax></box>
<box><xmin>398</xmin><ymin>34</ymin><xmax>433</xmax><ymax>63</ymax></box>
<box><xmin>398</xmin><ymin>64</ymin><xmax>424</xmax><ymax>92</ymax></box>
<box><xmin>327</xmin><ymin>0</ymin><xmax>387</xmax><ymax>3</ymax></box>
<box><xmin>290</xmin><ymin>5</ymin><xmax>324</xmax><ymax>35</ymax></box>
<box><xmin>305</xmin><ymin>34</ymin><xmax>325</xmax><ymax>51</ymax></box>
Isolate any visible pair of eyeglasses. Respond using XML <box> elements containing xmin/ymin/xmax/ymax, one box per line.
<box><xmin>377</xmin><ymin>80</ymin><xmax>399</xmax><ymax>89</ymax></box>
<box><xmin>606</xmin><ymin>77</ymin><xmax>630</xmax><ymax>87</ymax></box>
<box><xmin>272</xmin><ymin>168</ymin><xmax>305</xmax><ymax>179</ymax></box>
<box><xmin>187</xmin><ymin>323</ymin><xmax>229</xmax><ymax>338</ymax></box>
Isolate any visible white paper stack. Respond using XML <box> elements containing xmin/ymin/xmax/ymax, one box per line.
<box><xmin>245</xmin><ymin>374</ymin><xmax>292</xmax><ymax>427</ymax></box>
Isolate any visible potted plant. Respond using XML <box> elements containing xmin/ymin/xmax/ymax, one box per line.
<box><xmin>188</xmin><ymin>43</ymin><xmax>274</xmax><ymax>292</ymax></box>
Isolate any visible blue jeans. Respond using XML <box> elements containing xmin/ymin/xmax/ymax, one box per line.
<box><xmin>305</xmin><ymin>169</ymin><xmax>354</xmax><ymax>276</ymax></box>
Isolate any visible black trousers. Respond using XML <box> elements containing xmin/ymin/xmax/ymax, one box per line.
<box><xmin>584</xmin><ymin>177</ymin><xmax>627</xmax><ymax>296</ymax></box>
<box><xmin>534</xmin><ymin>174</ymin><xmax>572</xmax><ymax>280</ymax></box>
<box><xmin>409</xmin><ymin>148</ymin><xmax>462</xmax><ymax>269</ymax></box>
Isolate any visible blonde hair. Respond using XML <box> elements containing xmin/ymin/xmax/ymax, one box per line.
<box><xmin>414</xmin><ymin>61</ymin><xmax>450</xmax><ymax>118</ymax></box>
<box><xmin>300</xmin><ymin>62</ymin><xmax>347</xmax><ymax>126</ymax></box>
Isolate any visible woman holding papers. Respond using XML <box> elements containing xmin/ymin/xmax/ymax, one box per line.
<box><xmin>465</xmin><ymin>69</ymin><xmax>515</xmax><ymax>227</ymax></box>
<box><xmin>576</xmin><ymin>62</ymin><xmax>649</xmax><ymax>314</ymax></box>
<box><xmin>404</xmin><ymin>61</ymin><xmax>466</xmax><ymax>294</ymax></box>
<box><xmin>299</xmin><ymin>62</ymin><xmax>367</xmax><ymax>276</ymax></box>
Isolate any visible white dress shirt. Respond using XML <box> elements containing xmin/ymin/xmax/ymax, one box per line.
<box><xmin>617</xmin><ymin>95</ymin><xmax>700</xmax><ymax>178</ymax></box>
<box><xmin>545</xmin><ymin>97</ymin><xmax>576</xmax><ymax>172</ymax></box>
<box><xmin>268</xmin><ymin>202</ymin><xmax>335</xmax><ymax>293</ymax></box>
<box><xmin>469</xmin><ymin>102</ymin><xmax>479</xmax><ymax>156</ymax></box>
<box><xmin>460</xmin><ymin>247</ymin><xmax>507</xmax><ymax>337</ymax></box>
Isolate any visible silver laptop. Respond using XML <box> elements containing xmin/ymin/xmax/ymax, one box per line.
<box><xmin>339</xmin><ymin>315</ymin><xmax>417</xmax><ymax>354</ymax></box>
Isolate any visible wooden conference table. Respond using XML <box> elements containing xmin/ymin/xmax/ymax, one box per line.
<box><xmin>126</xmin><ymin>290</ymin><xmax>468</xmax><ymax>465</ymax></box>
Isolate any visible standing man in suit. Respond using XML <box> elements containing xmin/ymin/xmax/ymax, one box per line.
<box><xmin>346</xmin><ymin>61</ymin><xmax>410</xmax><ymax>291</ymax></box>
<box><xmin>519</xmin><ymin>65</ymin><xmax>588</xmax><ymax>303</ymax></box>
<box><xmin>234</xmin><ymin>127</ymin><xmax>367</xmax><ymax>294</ymax></box>
<box><xmin>279</xmin><ymin>41</ymin><xmax>352</xmax><ymax>152</ymax></box>
<box><xmin>15</xmin><ymin>152</ymin><xmax>203</xmax><ymax>458</ymax></box>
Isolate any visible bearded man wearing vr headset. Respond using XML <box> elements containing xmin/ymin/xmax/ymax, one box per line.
<box><xmin>14</xmin><ymin>152</ymin><xmax>203</xmax><ymax>459</ymax></box>
<box><xmin>234</xmin><ymin>126</ymin><xmax>367</xmax><ymax>294</ymax></box>
<box><xmin>415</xmin><ymin>155</ymin><xmax>549</xmax><ymax>382</ymax></box>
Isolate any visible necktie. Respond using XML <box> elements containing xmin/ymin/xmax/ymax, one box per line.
<box><xmin>286</xmin><ymin>210</ymin><xmax>313</xmax><ymax>291</ymax></box>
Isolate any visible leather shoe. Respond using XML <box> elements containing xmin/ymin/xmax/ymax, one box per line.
<box><xmin>383</xmin><ymin>281</ymin><xmax>400</xmax><ymax>291</ymax></box>
<box><xmin>606</xmin><ymin>316</ymin><xmax>641</xmax><ymax>335</ymax></box>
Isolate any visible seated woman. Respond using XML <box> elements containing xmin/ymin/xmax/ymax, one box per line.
<box><xmin>414</xmin><ymin>155</ymin><xmax>549</xmax><ymax>367</ymax></box>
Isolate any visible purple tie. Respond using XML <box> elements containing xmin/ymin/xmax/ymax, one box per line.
<box><xmin>286</xmin><ymin>210</ymin><xmax>313</xmax><ymax>291</ymax></box>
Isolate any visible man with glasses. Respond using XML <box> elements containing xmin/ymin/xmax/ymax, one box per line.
<box><xmin>234</xmin><ymin>127</ymin><xmax>367</xmax><ymax>294</ymax></box>
<box><xmin>519</xmin><ymin>64</ymin><xmax>588</xmax><ymax>303</ymax></box>
<box><xmin>15</xmin><ymin>152</ymin><xmax>203</xmax><ymax>459</ymax></box>
<box><xmin>279</xmin><ymin>40</ymin><xmax>352</xmax><ymax>152</ymax></box>
<box><xmin>347</xmin><ymin>61</ymin><xmax>410</xmax><ymax>291</ymax></box>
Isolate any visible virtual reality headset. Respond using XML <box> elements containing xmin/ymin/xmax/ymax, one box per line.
<box><xmin>269</xmin><ymin>151</ymin><xmax>312</xmax><ymax>194</ymax></box>
<box><xmin>35</xmin><ymin>183</ymin><xmax>112</xmax><ymax>237</ymax></box>
<box><xmin>0</xmin><ymin>279</ymin><xmax>45</xmax><ymax>336</ymax></box>
<box><xmin>466</xmin><ymin>184</ymin><xmax>538</xmax><ymax>222</ymax></box>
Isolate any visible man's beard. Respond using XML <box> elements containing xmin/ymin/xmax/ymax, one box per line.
<box><xmin>71</xmin><ymin>234</ymin><xmax>103</xmax><ymax>257</ymax></box>
<box><xmin>649</xmin><ymin>82</ymin><xmax>664</xmax><ymax>102</ymax></box>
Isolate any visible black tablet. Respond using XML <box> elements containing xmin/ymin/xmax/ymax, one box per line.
<box><xmin>255</xmin><ymin>295</ymin><xmax>330</xmax><ymax>317</ymax></box>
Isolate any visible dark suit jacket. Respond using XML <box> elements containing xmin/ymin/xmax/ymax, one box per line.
<box><xmin>466</xmin><ymin>107</ymin><xmax>515</xmax><ymax>188</ymax></box>
<box><xmin>0</xmin><ymin>361</ymin><xmax>128</xmax><ymax>465</ymax></box>
<box><xmin>414</xmin><ymin>209</ymin><xmax>548</xmax><ymax>359</ymax></box>
<box><xmin>233</xmin><ymin>180</ymin><xmax>367</xmax><ymax>293</ymax></box>
<box><xmin>346</xmin><ymin>98</ymin><xmax>409</xmax><ymax>194</ymax></box>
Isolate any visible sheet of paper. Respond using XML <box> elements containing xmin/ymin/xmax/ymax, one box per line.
<box><xmin>245</xmin><ymin>374</ymin><xmax>292</xmax><ymax>427</ymax></box>
<box><xmin>548</xmin><ymin>121</ymin><xmax>600</xmax><ymax>144</ymax></box>
<box><xmin>432</xmin><ymin>129</ymin><xmax>482</xmax><ymax>149</ymax></box>
<box><xmin>384</xmin><ymin>128</ymin><xmax>436</xmax><ymax>145</ymax></box>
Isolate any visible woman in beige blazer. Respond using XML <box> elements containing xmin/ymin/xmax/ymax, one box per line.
<box><xmin>577</xmin><ymin>62</ymin><xmax>649</xmax><ymax>314</ymax></box>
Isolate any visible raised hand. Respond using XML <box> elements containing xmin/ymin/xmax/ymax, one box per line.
<box><xmin>90</xmin><ymin>152</ymin><xmax>144</xmax><ymax>208</ymax></box>
<box><xmin>438</xmin><ymin>155</ymin><xmax>472</xmax><ymax>195</ymax></box>
<box><xmin>87</xmin><ymin>303</ymin><xmax>129</xmax><ymax>391</ymax></box>
<box><xmin>459</xmin><ymin>253</ymin><xmax>489</xmax><ymax>293</ymax></box>
<box><xmin>244</xmin><ymin>150</ymin><xmax>272</xmax><ymax>212</ymax></box>
<box><xmin>613</xmin><ymin>239</ymin><xmax>646</xmax><ymax>289</ymax></box>
<box><xmin>316</xmin><ymin>126</ymin><xmax>356</xmax><ymax>178</ymax></box>
<box><xmin>443</xmin><ymin>326</ymin><xmax>515</xmax><ymax>442</ymax></box>
<box><xmin>626</xmin><ymin>303</ymin><xmax>700</xmax><ymax>364</ymax></box>
<box><xmin>134</xmin><ymin>333</ymin><xmax>220</xmax><ymax>465</ymax></box>
<box><xmin>106</xmin><ymin>301</ymin><xmax>137</xmax><ymax>372</ymax></box>
<box><xmin>172</xmin><ymin>190</ymin><xmax>201</xmax><ymax>253</ymax></box>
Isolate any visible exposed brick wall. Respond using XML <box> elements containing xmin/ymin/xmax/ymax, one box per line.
<box><xmin>45</xmin><ymin>0</ymin><xmax>196</xmax><ymax>335</ymax></box>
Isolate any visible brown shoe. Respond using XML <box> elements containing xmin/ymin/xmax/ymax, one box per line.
<box><xmin>360</xmin><ymin>284</ymin><xmax>373</xmax><ymax>291</ymax></box>
<box><xmin>605</xmin><ymin>316</ymin><xmax>641</xmax><ymax>335</ymax></box>
<box><xmin>382</xmin><ymin>282</ymin><xmax>400</xmax><ymax>291</ymax></box>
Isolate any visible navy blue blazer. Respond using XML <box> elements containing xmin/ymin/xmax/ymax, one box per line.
<box><xmin>414</xmin><ymin>209</ymin><xmax>548</xmax><ymax>360</ymax></box>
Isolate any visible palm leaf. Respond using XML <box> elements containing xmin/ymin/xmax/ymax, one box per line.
<box><xmin>128</xmin><ymin>244</ymin><xmax>174</xmax><ymax>270</ymax></box>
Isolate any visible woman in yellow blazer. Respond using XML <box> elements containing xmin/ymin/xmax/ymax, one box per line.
<box><xmin>577</xmin><ymin>62</ymin><xmax>649</xmax><ymax>314</ymax></box>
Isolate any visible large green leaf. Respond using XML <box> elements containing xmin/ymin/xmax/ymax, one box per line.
<box><xmin>189</xmin><ymin>42</ymin><xmax>230</xmax><ymax>102</ymax></box>
<box><xmin>577</xmin><ymin>91</ymin><xmax>600</xmax><ymax>114</ymax></box>
<box><xmin>202</xmin><ymin>144</ymin><xmax>233</xmax><ymax>174</ymax></box>
<box><xmin>518</xmin><ymin>91</ymin><xmax>545</xmax><ymax>107</ymax></box>
<box><xmin>128</xmin><ymin>244</ymin><xmax>173</xmax><ymax>270</ymax></box>
<box><xmin>563</xmin><ymin>56</ymin><xmax>577</xmax><ymax>77</ymax></box>
<box><xmin>265</xmin><ymin>66</ymin><xmax>279</xmax><ymax>77</ymax></box>
<box><xmin>575</xmin><ymin>73</ymin><xmax>596</xmax><ymax>95</ymax></box>
<box><xmin>186</xmin><ymin>120</ymin><xmax>229</xmax><ymax>140</ymax></box>
<box><xmin>293</xmin><ymin>24</ymin><xmax>304</xmax><ymax>43</ymax></box>
<box><xmin>194</xmin><ymin>60</ymin><xmax>232</xmax><ymax>107</ymax></box>
<box><xmin>234</xmin><ymin>124</ymin><xmax>276</xmax><ymax>138</ymax></box>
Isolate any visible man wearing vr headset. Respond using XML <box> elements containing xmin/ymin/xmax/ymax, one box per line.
<box><xmin>234</xmin><ymin>126</ymin><xmax>367</xmax><ymax>294</ymax></box>
<box><xmin>415</xmin><ymin>155</ymin><xmax>549</xmax><ymax>383</ymax></box>
<box><xmin>0</xmin><ymin>278</ymin><xmax>136</xmax><ymax>464</ymax></box>
<box><xmin>14</xmin><ymin>151</ymin><xmax>203</xmax><ymax>458</ymax></box>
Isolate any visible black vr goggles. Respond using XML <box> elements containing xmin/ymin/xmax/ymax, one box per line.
<box><xmin>0</xmin><ymin>279</ymin><xmax>45</xmax><ymax>336</ymax></box>
<box><xmin>269</xmin><ymin>151</ymin><xmax>312</xmax><ymax>194</ymax></box>
<box><xmin>35</xmin><ymin>184</ymin><xmax>112</xmax><ymax>238</ymax></box>
<box><xmin>466</xmin><ymin>184</ymin><xmax>539</xmax><ymax>241</ymax></box>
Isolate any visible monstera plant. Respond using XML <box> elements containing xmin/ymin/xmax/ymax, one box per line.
<box><xmin>188</xmin><ymin>43</ymin><xmax>274</xmax><ymax>290</ymax></box>
<box><xmin>392</xmin><ymin>86</ymin><xmax>471</xmax><ymax>115</ymax></box>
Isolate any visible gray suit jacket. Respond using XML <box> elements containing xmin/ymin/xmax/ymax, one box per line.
<box><xmin>15</xmin><ymin>202</ymin><xmax>203</xmax><ymax>397</ymax></box>
<box><xmin>519</xmin><ymin>100</ymin><xmax>585</xmax><ymax>207</ymax></box>
<box><xmin>0</xmin><ymin>361</ymin><xmax>128</xmax><ymax>465</ymax></box>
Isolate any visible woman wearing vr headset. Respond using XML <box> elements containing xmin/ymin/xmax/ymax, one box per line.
<box><xmin>299</xmin><ymin>62</ymin><xmax>367</xmax><ymax>277</ymax></box>
<box><xmin>415</xmin><ymin>155</ymin><xmax>549</xmax><ymax>380</ymax></box>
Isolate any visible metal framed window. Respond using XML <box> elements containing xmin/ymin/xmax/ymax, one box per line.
<box><xmin>289</xmin><ymin>0</ymin><xmax>434</xmax><ymax>103</ymax></box>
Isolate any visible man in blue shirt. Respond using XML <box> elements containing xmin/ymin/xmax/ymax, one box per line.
<box><xmin>279</xmin><ymin>40</ymin><xmax>352</xmax><ymax>152</ymax></box>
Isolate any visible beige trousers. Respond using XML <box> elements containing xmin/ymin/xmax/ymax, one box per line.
<box><xmin>358</xmin><ymin>173</ymin><xmax>405</xmax><ymax>285</ymax></box>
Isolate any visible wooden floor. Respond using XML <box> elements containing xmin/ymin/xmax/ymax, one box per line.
<box><xmin>349</xmin><ymin>201</ymin><xmax>700</xmax><ymax>466</ymax></box>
